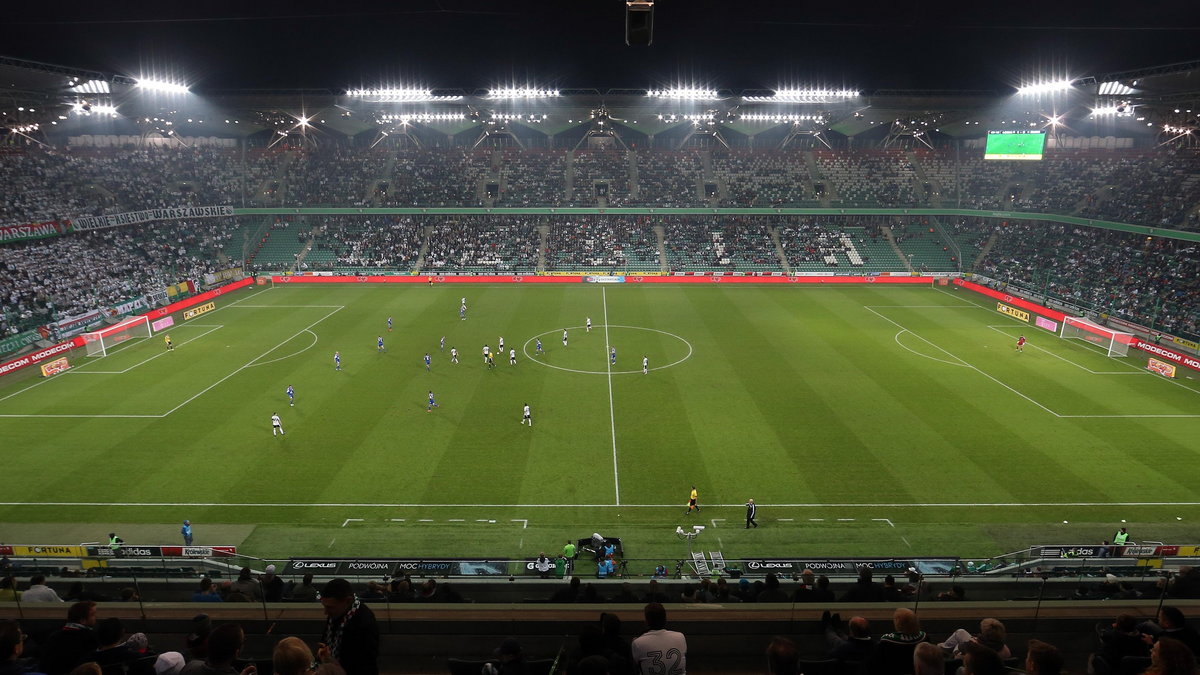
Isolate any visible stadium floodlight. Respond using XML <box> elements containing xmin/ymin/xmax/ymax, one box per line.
<box><xmin>68</xmin><ymin>79</ymin><xmax>110</xmax><ymax>94</ymax></box>
<box><xmin>646</xmin><ymin>88</ymin><xmax>719</xmax><ymax>100</ymax></box>
<box><xmin>739</xmin><ymin>113</ymin><xmax>826</xmax><ymax>123</ymax></box>
<box><xmin>136</xmin><ymin>78</ymin><xmax>190</xmax><ymax>94</ymax></box>
<box><xmin>1016</xmin><ymin>79</ymin><xmax>1073</xmax><ymax>95</ymax></box>
<box><xmin>1098</xmin><ymin>81</ymin><xmax>1136</xmax><ymax>96</ymax></box>
<box><xmin>346</xmin><ymin>88</ymin><xmax>463</xmax><ymax>102</ymax></box>
<box><xmin>486</xmin><ymin>87</ymin><xmax>559</xmax><ymax>99</ymax></box>
<box><xmin>379</xmin><ymin>113</ymin><xmax>465</xmax><ymax>122</ymax></box>
<box><xmin>743</xmin><ymin>88</ymin><xmax>859</xmax><ymax>102</ymax></box>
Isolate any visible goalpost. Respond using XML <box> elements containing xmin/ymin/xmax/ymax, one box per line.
<box><xmin>82</xmin><ymin>316</ymin><xmax>153</xmax><ymax>357</ymax></box>
<box><xmin>1059</xmin><ymin>316</ymin><xmax>1136</xmax><ymax>357</ymax></box>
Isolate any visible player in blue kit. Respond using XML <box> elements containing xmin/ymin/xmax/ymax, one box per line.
<box><xmin>536</xmin><ymin>338</ymin><xmax>543</xmax><ymax>355</ymax></box>
<box><xmin>334</xmin><ymin>351</ymin><xmax>341</xmax><ymax>370</ymax></box>
<box><xmin>610</xmin><ymin>346</ymin><xmax>617</xmax><ymax>365</ymax></box>
<box><xmin>459</xmin><ymin>303</ymin><xmax>466</xmax><ymax>320</ymax></box>
<box><xmin>377</xmin><ymin>336</ymin><xmax>386</xmax><ymax>353</ymax></box>
<box><xmin>387</xmin><ymin>316</ymin><xmax>393</xmax><ymax>332</ymax></box>
<box><xmin>286</xmin><ymin>385</ymin><xmax>295</xmax><ymax>406</ymax></box>
<box><xmin>427</xmin><ymin>391</ymin><xmax>438</xmax><ymax>412</ymax></box>
<box><xmin>424</xmin><ymin>353</ymin><xmax>431</xmax><ymax>371</ymax></box>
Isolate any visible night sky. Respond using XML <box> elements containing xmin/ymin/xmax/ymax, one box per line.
<box><xmin>4</xmin><ymin>0</ymin><xmax>1200</xmax><ymax>92</ymax></box>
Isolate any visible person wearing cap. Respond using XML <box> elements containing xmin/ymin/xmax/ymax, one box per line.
<box><xmin>155</xmin><ymin>652</ymin><xmax>186</xmax><ymax>675</ymax></box>
<box><xmin>317</xmin><ymin>579</ymin><xmax>379</xmax><ymax>675</ymax></box>
<box><xmin>260</xmin><ymin>566</ymin><xmax>284</xmax><ymax>603</ymax></box>
<box><xmin>181</xmin><ymin>521</ymin><xmax>193</xmax><ymax>547</ymax></box>
<box><xmin>482</xmin><ymin>639</ymin><xmax>528</xmax><ymax>675</ymax></box>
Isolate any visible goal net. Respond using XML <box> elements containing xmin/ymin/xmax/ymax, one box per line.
<box><xmin>1059</xmin><ymin>316</ymin><xmax>1135</xmax><ymax>357</ymax></box>
<box><xmin>82</xmin><ymin>316</ymin><xmax>152</xmax><ymax>357</ymax></box>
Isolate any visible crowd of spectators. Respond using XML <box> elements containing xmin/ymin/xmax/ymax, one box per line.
<box><xmin>497</xmin><ymin>150</ymin><xmax>566</xmax><ymax>206</ymax></box>
<box><xmin>385</xmin><ymin>148</ymin><xmax>489</xmax><ymax>207</ymax></box>
<box><xmin>972</xmin><ymin>219</ymin><xmax>1200</xmax><ymax>338</ymax></box>
<box><xmin>281</xmin><ymin>147</ymin><xmax>389</xmax><ymax>207</ymax></box>
<box><xmin>0</xmin><ymin>218</ymin><xmax>237</xmax><ymax>336</ymax></box>
<box><xmin>1</xmin><ymin>146</ymin><xmax>1197</xmax><ymax>230</ymax></box>
<box><xmin>662</xmin><ymin>218</ymin><xmax>780</xmax><ymax>272</ymax></box>
<box><xmin>712</xmin><ymin>149</ymin><xmax>812</xmax><ymax>207</ymax></box>
<box><xmin>815</xmin><ymin>150</ymin><xmax>920</xmax><ymax>207</ymax></box>
<box><xmin>424</xmin><ymin>218</ymin><xmax>540</xmax><ymax>273</ymax></box>
<box><xmin>304</xmin><ymin>216</ymin><xmax>425</xmax><ymax>271</ymax></box>
<box><xmin>571</xmin><ymin>150</ymin><xmax>630</xmax><ymax>205</ymax></box>
<box><xmin>631</xmin><ymin>151</ymin><xmax>703</xmax><ymax>207</ymax></box>
<box><xmin>19</xmin><ymin>568</ymin><xmax>1200</xmax><ymax>674</ymax></box>
<box><xmin>544</xmin><ymin>216</ymin><xmax>660</xmax><ymax>273</ymax></box>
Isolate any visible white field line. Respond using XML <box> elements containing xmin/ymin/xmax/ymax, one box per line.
<box><xmin>602</xmin><ymin>287</ymin><xmax>621</xmax><ymax>506</ymax></box>
<box><xmin>985</xmin><ymin>325</ymin><xmax>1141</xmax><ymax>375</ymax></box>
<box><xmin>893</xmin><ymin>330</ymin><xmax>970</xmax><ymax>368</ymax></box>
<box><xmin>710</xmin><ymin>518</ymin><xmax>726</xmax><ymax>528</ymax></box>
<box><xmin>0</xmin><ymin>286</ymin><xmax>269</xmax><ymax>411</ymax></box>
<box><xmin>865</xmin><ymin>305</ymin><xmax>1061</xmax><ymax>417</ymax></box>
<box><xmin>512</xmin><ymin>519</ymin><xmax>528</xmax><ymax>529</ymax></box>
<box><xmin>244</xmin><ymin>329</ymin><xmax>320</xmax><ymax>369</ymax></box>
<box><xmin>69</xmin><ymin>326</ymin><xmax>225</xmax><ymax>375</ymax></box>
<box><xmin>341</xmin><ymin>518</ymin><xmax>363</xmax><ymax>527</ymax></box>
<box><xmin>158</xmin><ymin>306</ymin><xmax>343</xmax><ymax>417</ymax></box>
<box><xmin>3</xmin><ymin>501</ymin><xmax>1200</xmax><ymax>508</ymax></box>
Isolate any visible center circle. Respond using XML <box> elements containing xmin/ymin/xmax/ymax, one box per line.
<box><xmin>522</xmin><ymin>325</ymin><xmax>693</xmax><ymax>375</ymax></box>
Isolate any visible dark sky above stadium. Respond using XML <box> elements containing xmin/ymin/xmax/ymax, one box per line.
<box><xmin>6</xmin><ymin>0</ymin><xmax>1200</xmax><ymax>92</ymax></box>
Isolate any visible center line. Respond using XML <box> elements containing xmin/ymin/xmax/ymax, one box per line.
<box><xmin>603</xmin><ymin>287</ymin><xmax>621</xmax><ymax>506</ymax></box>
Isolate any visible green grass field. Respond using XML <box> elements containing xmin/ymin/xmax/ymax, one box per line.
<box><xmin>1</xmin><ymin>282</ymin><xmax>1198</xmax><ymax>567</ymax></box>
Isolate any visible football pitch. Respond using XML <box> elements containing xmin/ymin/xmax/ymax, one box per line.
<box><xmin>1</xmin><ymin>282</ymin><xmax>1198</xmax><ymax>567</ymax></box>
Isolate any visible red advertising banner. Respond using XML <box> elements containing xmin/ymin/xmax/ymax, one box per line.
<box><xmin>1135</xmin><ymin>341</ymin><xmax>1200</xmax><ymax>373</ymax></box>
<box><xmin>273</xmin><ymin>275</ymin><xmax>935</xmax><ymax>285</ymax></box>
<box><xmin>0</xmin><ymin>220</ymin><xmax>71</xmax><ymax>244</ymax></box>
<box><xmin>0</xmin><ymin>278</ymin><xmax>253</xmax><ymax>378</ymax></box>
<box><xmin>0</xmin><ymin>337</ymin><xmax>85</xmax><ymax>377</ymax></box>
<box><xmin>145</xmin><ymin>277</ymin><xmax>253</xmax><ymax>318</ymax></box>
<box><xmin>953</xmin><ymin>278</ymin><xmax>1068</xmax><ymax>321</ymax></box>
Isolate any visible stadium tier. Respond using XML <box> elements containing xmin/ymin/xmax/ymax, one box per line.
<box><xmin>2</xmin><ymin>146</ymin><xmax>1198</xmax><ymax>228</ymax></box>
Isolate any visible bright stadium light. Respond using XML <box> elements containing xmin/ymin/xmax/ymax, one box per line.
<box><xmin>136</xmin><ymin>78</ymin><xmax>190</xmax><ymax>94</ymax></box>
<box><xmin>486</xmin><ymin>87</ymin><xmax>559</xmax><ymax>99</ymax></box>
<box><xmin>68</xmin><ymin>79</ymin><xmax>110</xmax><ymax>94</ymax></box>
<box><xmin>379</xmin><ymin>113</ymin><xmax>465</xmax><ymax>122</ymax></box>
<box><xmin>744</xmin><ymin>88</ymin><xmax>859</xmax><ymax>102</ymax></box>
<box><xmin>1098</xmin><ymin>81</ymin><xmax>1136</xmax><ymax>96</ymax></box>
<box><xmin>647</xmin><ymin>88</ymin><xmax>719</xmax><ymax>100</ymax></box>
<box><xmin>347</xmin><ymin>88</ymin><xmax>463</xmax><ymax>102</ymax></box>
<box><xmin>1016</xmin><ymin>79</ymin><xmax>1073</xmax><ymax>95</ymax></box>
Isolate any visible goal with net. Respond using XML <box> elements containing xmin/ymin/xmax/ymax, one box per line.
<box><xmin>1059</xmin><ymin>316</ymin><xmax>1136</xmax><ymax>357</ymax></box>
<box><xmin>82</xmin><ymin>315</ymin><xmax>152</xmax><ymax>357</ymax></box>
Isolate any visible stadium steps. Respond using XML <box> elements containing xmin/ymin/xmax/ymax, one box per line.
<box><xmin>883</xmin><ymin>227</ymin><xmax>914</xmax><ymax>273</ymax></box>
<box><xmin>537</xmin><ymin>225</ymin><xmax>548</xmax><ymax>273</ymax></box>
<box><xmin>769</xmin><ymin>227</ymin><xmax>792</xmax><ymax>275</ymax></box>
<box><xmin>564</xmin><ymin>153</ymin><xmax>575</xmax><ymax>201</ymax></box>
<box><xmin>908</xmin><ymin>151</ymin><xmax>940</xmax><ymax>206</ymax></box>
<box><xmin>628</xmin><ymin>151</ymin><xmax>640</xmax><ymax>200</ymax></box>
<box><xmin>412</xmin><ymin>225</ymin><xmax>434</xmax><ymax>274</ymax></box>
<box><xmin>969</xmin><ymin>231</ymin><xmax>1000</xmax><ymax>272</ymax></box>
<box><xmin>654</xmin><ymin>225</ymin><xmax>668</xmax><ymax>273</ymax></box>
<box><xmin>805</xmin><ymin>151</ymin><xmax>833</xmax><ymax>207</ymax></box>
<box><xmin>292</xmin><ymin>239</ymin><xmax>316</xmax><ymax>273</ymax></box>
